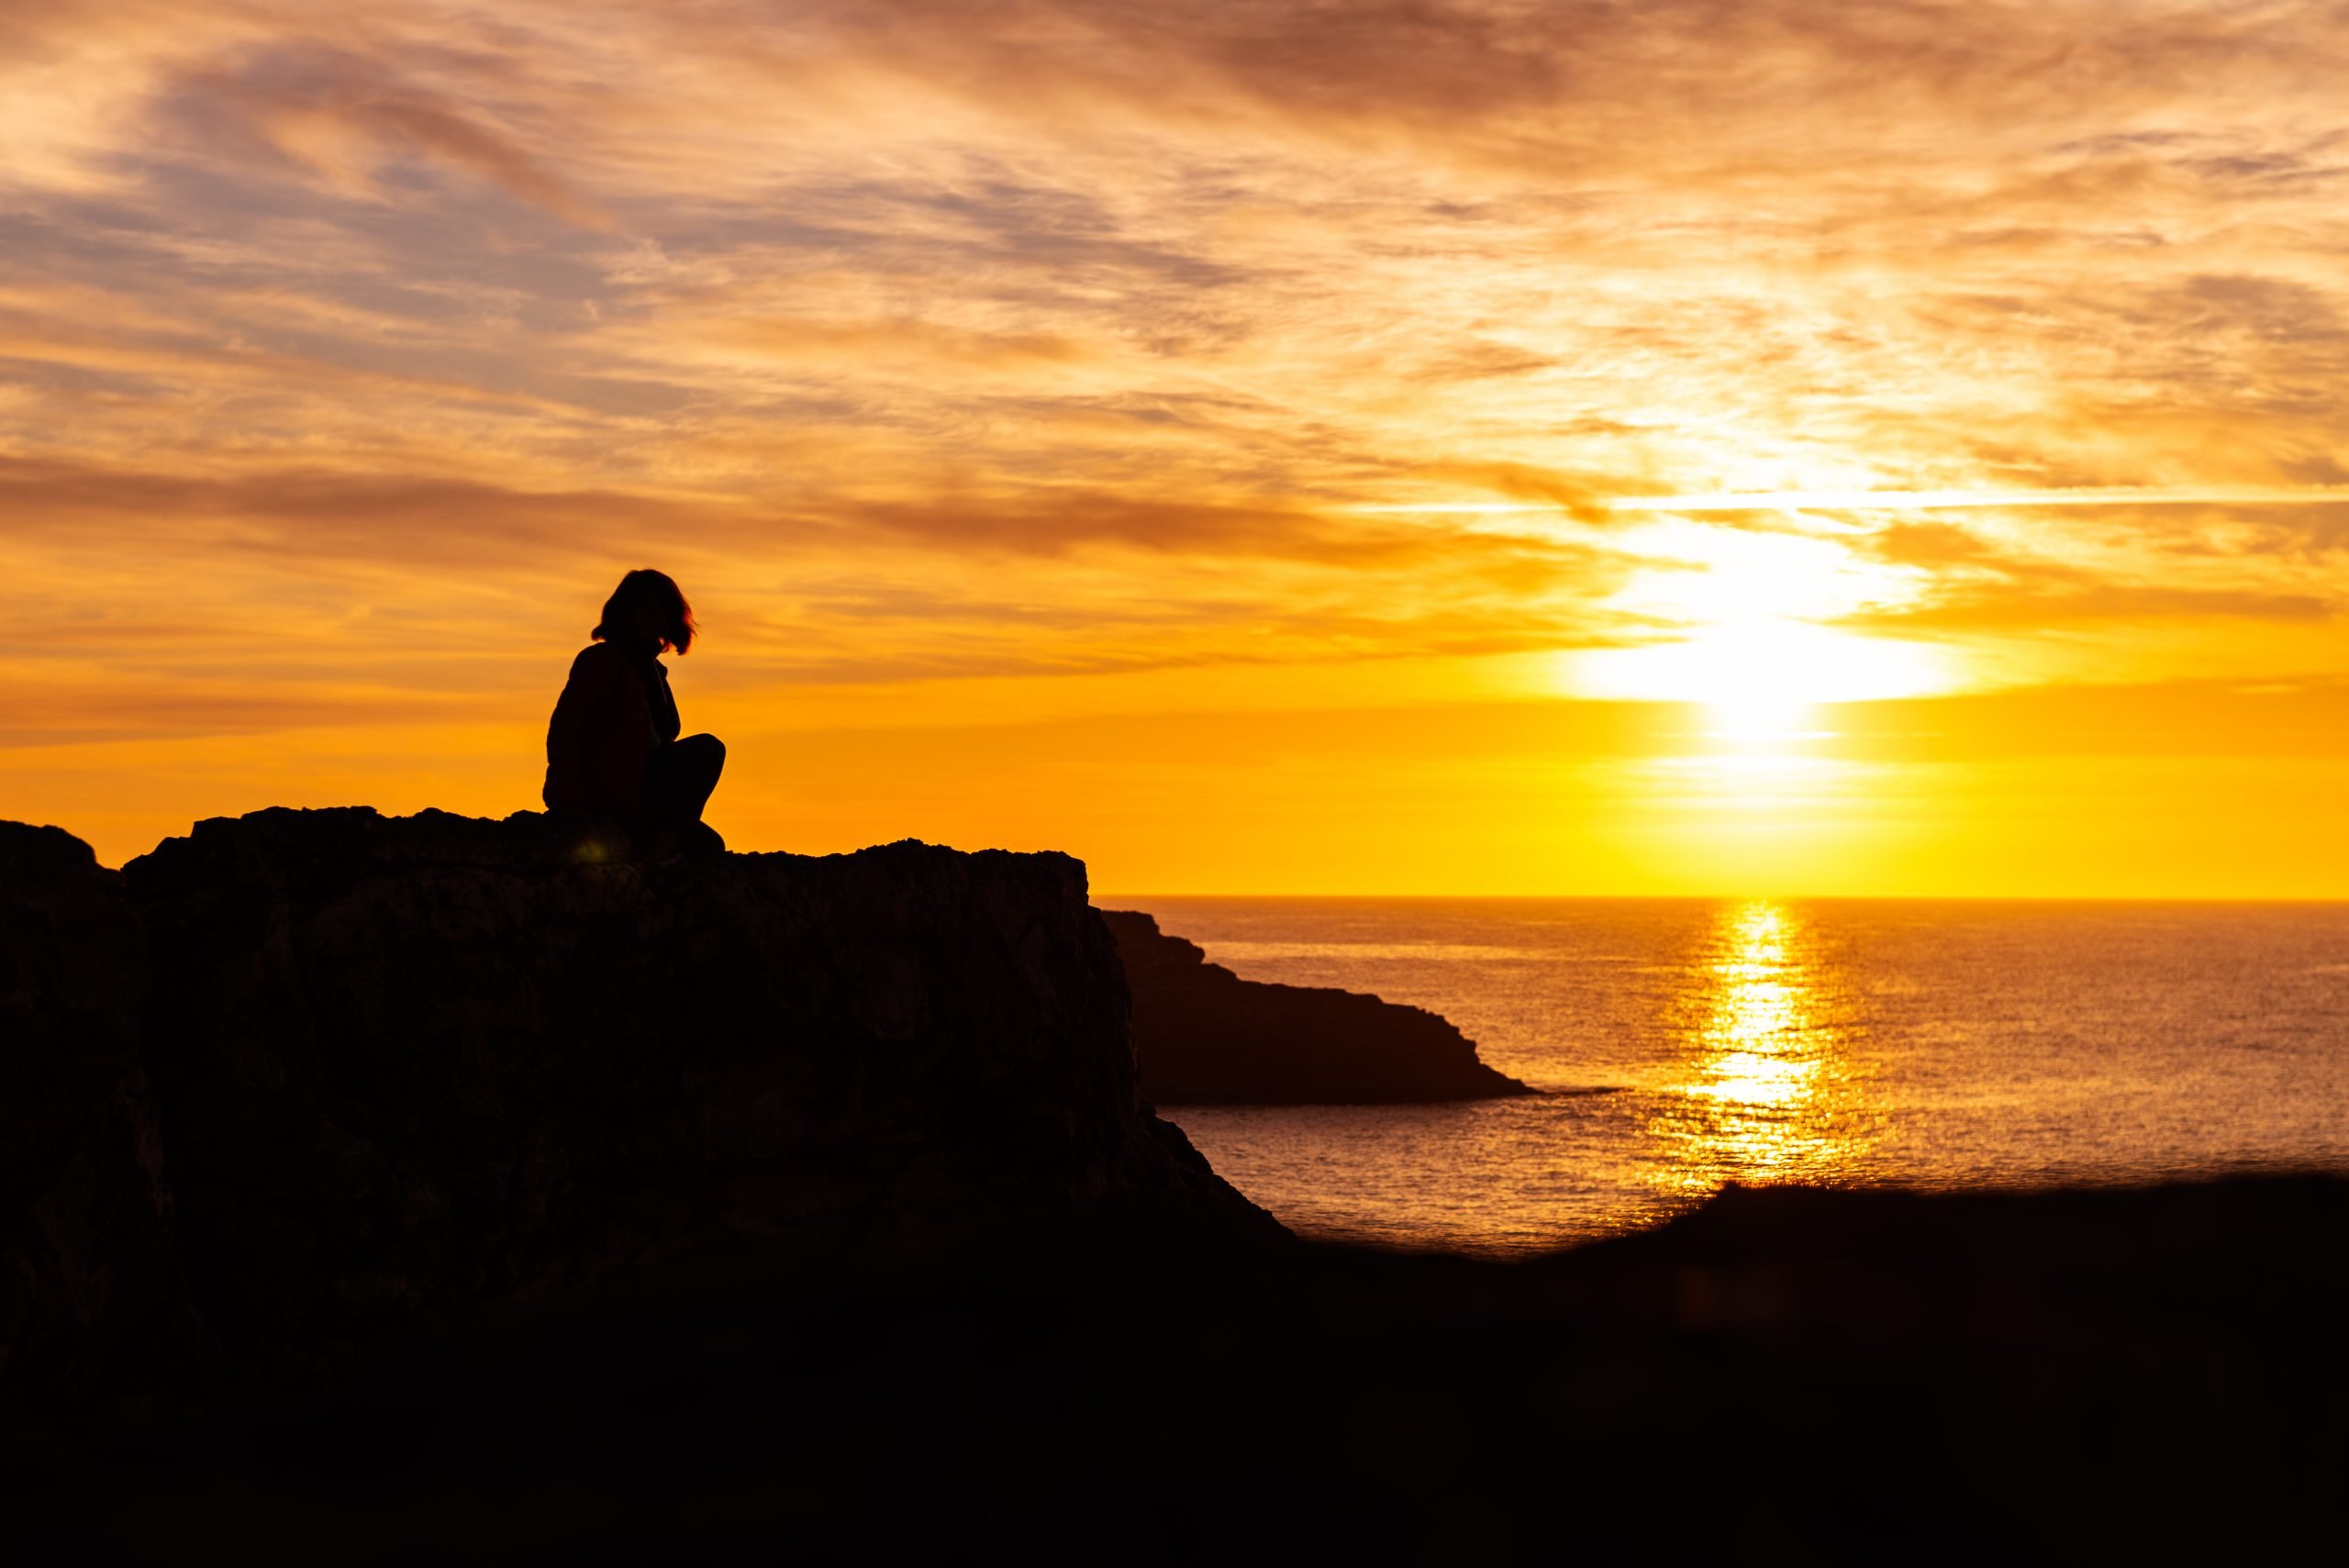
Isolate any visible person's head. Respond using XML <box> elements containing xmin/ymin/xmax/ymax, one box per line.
<box><xmin>593</xmin><ymin>569</ymin><xmax>697</xmax><ymax>655</ymax></box>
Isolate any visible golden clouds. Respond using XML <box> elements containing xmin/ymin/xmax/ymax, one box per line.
<box><xmin>4</xmin><ymin>2</ymin><xmax>2347</xmax><ymax>887</ymax></box>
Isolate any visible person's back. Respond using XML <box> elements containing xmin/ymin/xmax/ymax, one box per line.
<box><xmin>544</xmin><ymin>640</ymin><xmax>658</xmax><ymax>816</ymax></box>
<box><xmin>543</xmin><ymin>569</ymin><xmax>726</xmax><ymax>853</ymax></box>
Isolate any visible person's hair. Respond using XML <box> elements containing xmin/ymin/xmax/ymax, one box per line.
<box><xmin>593</xmin><ymin>568</ymin><xmax>697</xmax><ymax>654</ymax></box>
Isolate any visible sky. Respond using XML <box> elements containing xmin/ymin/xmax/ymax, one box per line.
<box><xmin>6</xmin><ymin>0</ymin><xmax>2348</xmax><ymax>894</ymax></box>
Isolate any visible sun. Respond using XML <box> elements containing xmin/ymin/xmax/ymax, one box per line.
<box><xmin>1561</xmin><ymin>516</ymin><xmax>1953</xmax><ymax>719</ymax></box>
<box><xmin>1572</xmin><ymin>615</ymin><xmax>1951</xmax><ymax>731</ymax></box>
<box><xmin>1665</xmin><ymin>619</ymin><xmax>1947</xmax><ymax>733</ymax></box>
<box><xmin>1683</xmin><ymin>622</ymin><xmax>1838</xmax><ymax>736</ymax></box>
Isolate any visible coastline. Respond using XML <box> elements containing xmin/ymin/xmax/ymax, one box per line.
<box><xmin>8</xmin><ymin>811</ymin><xmax>2344</xmax><ymax>1557</ymax></box>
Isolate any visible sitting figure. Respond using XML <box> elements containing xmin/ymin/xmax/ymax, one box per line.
<box><xmin>544</xmin><ymin>568</ymin><xmax>726</xmax><ymax>856</ymax></box>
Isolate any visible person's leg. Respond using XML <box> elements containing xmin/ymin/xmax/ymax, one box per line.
<box><xmin>666</xmin><ymin>734</ymin><xmax>724</xmax><ymax>823</ymax></box>
<box><xmin>640</xmin><ymin>734</ymin><xmax>726</xmax><ymax>850</ymax></box>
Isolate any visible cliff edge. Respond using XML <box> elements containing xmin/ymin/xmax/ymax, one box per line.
<box><xmin>1102</xmin><ymin>909</ymin><xmax>1533</xmax><ymax>1103</ymax></box>
<box><xmin>1</xmin><ymin>807</ymin><xmax>1275</xmax><ymax>1407</ymax></box>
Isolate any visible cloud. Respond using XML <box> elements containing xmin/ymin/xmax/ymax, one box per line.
<box><xmin>1851</xmin><ymin>582</ymin><xmax>2332</xmax><ymax>632</ymax></box>
<box><xmin>0</xmin><ymin>682</ymin><xmax>488</xmax><ymax>749</ymax></box>
<box><xmin>1406</xmin><ymin>462</ymin><xmax>1634</xmax><ymax>523</ymax></box>
<box><xmin>6</xmin><ymin>0</ymin><xmax>2349</xmax><ymax>734</ymax></box>
<box><xmin>251</xmin><ymin>74</ymin><xmax>610</xmax><ymax>228</ymax></box>
<box><xmin>1847</xmin><ymin>515</ymin><xmax>2336</xmax><ymax>632</ymax></box>
<box><xmin>0</xmin><ymin>455</ymin><xmax>730</xmax><ymax>562</ymax></box>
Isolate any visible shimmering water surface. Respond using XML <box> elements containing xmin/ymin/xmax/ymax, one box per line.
<box><xmin>1112</xmin><ymin>897</ymin><xmax>2349</xmax><ymax>1255</ymax></box>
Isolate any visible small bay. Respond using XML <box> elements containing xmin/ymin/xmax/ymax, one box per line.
<box><xmin>1117</xmin><ymin>896</ymin><xmax>2349</xmax><ymax>1255</ymax></box>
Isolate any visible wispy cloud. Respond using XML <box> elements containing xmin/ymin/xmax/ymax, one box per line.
<box><xmin>8</xmin><ymin>1</ymin><xmax>2349</xmax><ymax>877</ymax></box>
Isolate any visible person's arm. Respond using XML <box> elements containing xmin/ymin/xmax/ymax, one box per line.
<box><xmin>545</xmin><ymin>650</ymin><xmax>600</xmax><ymax>812</ymax></box>
<box><xmin>545</xmin><ymin>646</ymin><xmax>649</xmax><ymax>815</ymax></box>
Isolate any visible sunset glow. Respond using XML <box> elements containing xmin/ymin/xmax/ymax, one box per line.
<box><xmin>1649</xmin><ymin>900</ymin><xmax>1872</xmax><ymax>1192</ymax></box>
<box><xmin>6</xmin><ymin>1</ymin><xmax>2347</xmax><ymax>894</ymax></box>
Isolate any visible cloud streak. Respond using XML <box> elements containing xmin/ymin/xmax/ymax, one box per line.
<box><xmin>8</xmin><ymin>0</ymin><xmax>2349</xmax><ymax>883</ymax></box>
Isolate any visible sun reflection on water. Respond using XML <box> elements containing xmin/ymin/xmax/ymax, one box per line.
<box><xmin>1645</xmin><ymin>900</ymin><xmax>1876</xmax><ymax>1196</ymax></box>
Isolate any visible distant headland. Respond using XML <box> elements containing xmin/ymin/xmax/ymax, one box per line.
<box><xmin>1100</xmin><ymin>908</ymin><xmax>1532</xmax><ymax>1103</ymax></box>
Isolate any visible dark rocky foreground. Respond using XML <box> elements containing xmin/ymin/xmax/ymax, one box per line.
<box><xmin>14</xmin><ymin>1177</ymin><xmax>2347</xmax><ymax>1562</ymax></box>
<box><xmin>0</xmin><ymin>808</ymin><xmax>1270</xmax><ymax>1417</ymax></box>
<box><xmin>6</xmin><ymin>810</ymin><xmax>2344</xmax><ymax>1561</ymax></box>
<box><xmin>1102</xmin><ymin>908</ymin><xmax>1531</xmax><ymax>1103</ymax></box>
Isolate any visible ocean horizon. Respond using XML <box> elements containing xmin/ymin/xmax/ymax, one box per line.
<box><xmin>1098</xmin><ymin>895</ymin><xmax>2349</xmax><ymax>1255</ymax></box>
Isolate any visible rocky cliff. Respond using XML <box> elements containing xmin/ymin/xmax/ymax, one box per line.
<box><xmin>10</xmin><ymin>816</ymin><xmax>2344</xmax><ymax>1560</ymax></box>
<box><xmin>1</xmin><ymin>808</ymin><xmax>1274</xmax><ymax>1408</ymax></box>
<box><xmin>1102</xmin><ymin>909</ymin><xmax>1532</xmax><ymax>1103</ymax></box>
<box><xmin>0</xmin><ymin>823</ymin><xmax>206</xmax><ymax>1405</ymax></box>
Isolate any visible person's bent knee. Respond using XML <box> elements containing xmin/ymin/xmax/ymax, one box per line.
<box><xmin>680</xmin><ymin>733</ymin><xmax>725</xmax><ymax>786</ymax></box>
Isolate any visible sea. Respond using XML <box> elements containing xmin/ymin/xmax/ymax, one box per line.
<box><xmin>1106</xmin><ymin>896</ymin><xmax>2349</xmax><ymax>1256</ymax></box>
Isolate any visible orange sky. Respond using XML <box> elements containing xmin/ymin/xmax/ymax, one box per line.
<box><xmin>6</xmin><ymin>1</ymin><xmax>2347</xmax><ymax>894</ymax></box>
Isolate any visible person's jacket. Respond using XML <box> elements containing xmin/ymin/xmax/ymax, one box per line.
<box><xmin>542</xmin><ymin>642</ymin><xmax>681</xmax><ymax>815</ymax></box>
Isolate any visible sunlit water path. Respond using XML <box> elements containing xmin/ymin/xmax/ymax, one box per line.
<box><xmin>1122</xmin><ymin>897</ymin><xmax>2349</xmax><ymax>1255</ymax></box>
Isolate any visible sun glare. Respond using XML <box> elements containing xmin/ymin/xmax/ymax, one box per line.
<box><xmin>1616</xmin><ymin>619</ymin><xmax>1949</xmax><ymax>731</ymax></box>
<box><xmin>1553</xmin><ymin>515</ymin><xmax>1952</xmax><ymax>720</ymax></box>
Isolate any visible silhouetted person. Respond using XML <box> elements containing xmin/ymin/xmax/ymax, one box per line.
<box><xmin>545</xmin><ymin>569</ymin><xmax>726</xmax><ymax>855</ymax></box>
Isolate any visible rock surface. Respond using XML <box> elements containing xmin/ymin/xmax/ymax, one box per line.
<box><xmin>1103</xmin><ymin>909</ymin><xmax>1532</xmax><ymax>1103</ymax></box>
<box><xmin>0</xmin><ymin>824</ymin><xmax>206</xmax><ymax>1406</ymax></box>
<box><xmin>16</xmin><ymin>1175</ymin><xmax>2346</xmax><ymax>1562</ymax></box>
<box><xmin>1</xmin><ymin>808</ymin><xmax>1275</xmax><ymax>1407</ymax></box>
<box><xmin>8</xmin><ymin>814</ymin><xmax>2344</xmax><ymax>1559</ymax></box>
